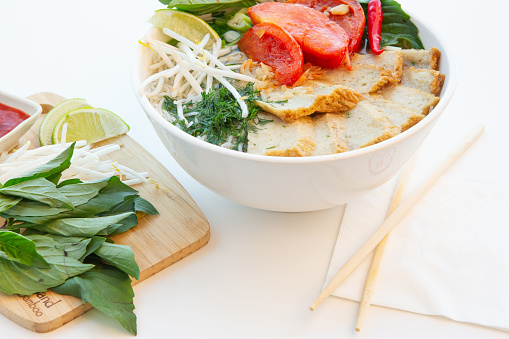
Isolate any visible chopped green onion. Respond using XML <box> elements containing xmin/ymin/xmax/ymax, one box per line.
<box><xmin>223</xmin><ymin>30</ymin><xmax>241</xmax><ymax>43</ymax></box>
<box><xmin>227</xmin><ymin>12</ymin><xmax>252</xmax><ymax>32</ymax></box>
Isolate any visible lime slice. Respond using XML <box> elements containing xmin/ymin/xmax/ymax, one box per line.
<box><xmin>52</xmin><ymin>108</ymin><xmax>130</xmax><ymax>144</ymax></box>
<box><xmin>149</xmin><ymin>9</ymin><xmax>221</xmax><ymax>50</ymax></box>
<box><xmin>39</xmin><ymin>98</ymin><xmax>90</xmax><ymax>146</ymax></box>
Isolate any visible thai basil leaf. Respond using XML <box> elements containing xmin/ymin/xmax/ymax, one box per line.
<box><xmin>0</xmin><ymin>257</ymin><xmax>93</xmax><ymax>295</ymax></box>
<box><xmin>1</xmin><ymin>200</ymin><xmax>69</xmax><ymax>219</ymax></box>
<box><xmin>0</xmin><ymin>235</ymin><xmax>94</xmax><ymax>295</ymax></box>
<box><xmin>95</xmin><ymin>192</ymin><xmax>157</xmax><ymax>235</ymax></box>
<box><xmin>0</xmin><ymin>230</ymin><xmax>49</xmax><ymax>268</ymax></box>
<box><xmin>0</xmin><ymin>178</ymin><xmax>109</xmax><ymax>214</ymax></box>
<box><xmin>162</xmin><ymin>0</ymin><xmax>257</xmax><ymax>16</ymax></box>
<box><xmin>2</xmin><ymin>143</ymin><xmax>75</xmax><ymax>188</ymax></box>
<box><xmin>0</xmin><ymin>178</ymin><xmax>74</xmax><ymax>209</ymax></box>
<box><xmin>41</xmin><ymin>234</ymin><xmax>92</xmax><ymax>260</ymax></box>
<box><xmin>382</xmin><ymin>12</ymin><xmax>416</xmax><ymax>28</ymax></box>
<box><xmin>58</xmin><ymin>178</ymin><xmax>110</xmax><ymax>206</ymax></box>
<box><xmin>93</xmin><ymin>242</ymin><xmax>140</xmax><ymax>280</ymax></box>
<box><xmin>0</xmin><ymin>194</ymin><xmax>22</xmax><ymax>213</ymax></box>
<box><xmin>80</xmin><ymin>236</ymin><xmax>107</xmax><ymax>262</ymax></box>
<box><xmin>24</xmin><ymin>212</ymin><xmax>135</xmax><ymax>237</ymax></box>
<box><xmin>96</xmin><ymin>176</ymin><xmax>139</xmax><ymax>198</ymax></box>
<box><xmin>19</xmin><ymin>228</ymin><xmax>44</xmax><ymax>236</ymax></box>
<box><xmin>1</xmin><ymin>176</ymin><xmax>139</xmax><ymax>225</ymax></box>
<box><xmin>381</xmin><ymin>22</ymin><xmax>419</xmax><ymax>36</ymax></box>
<box><xmin>134</xmin><ymin>196</ymin><xmax>159</xmax><ymax>215</ymax></box>
<box><xmin>100</xmin><ymin>193</ymin><xmax>137</xmax><ymax>214</ymax></box>
<box><xmin>380</xmin><ymin>32</ymin><xmax>423</xmax><ymax>49</ymax></box>
<box><xmin>52</xmin><ymin>265</ymin><xmax>137</xmax><ymax>335</ymax></box>
<box><xmin>27</xmin><ymin>235</ymin><xmax>77</xmax><ymax>259</ymax></box>
<box><xmin>57</xmin><ymin>178</ymin><xmax>83</xmax><ymax>188</ymax></box>
<box><xmin>68</xmin><ymin>176</ymin><xmax>139</xmax><ymax>218</ymax></box>
<box><xmin>96</xmin><ymin>195</ymin><xmax>139</xmax><ymax>235</ymax></box>
<box><xmin>358</xmin><ymin>0</ymin><xmax>424</xmax><ymax>49</ymax></box>
<box><xmin>96</xmin><ymin>223</ymin><xmax>128</xmax><ymax>236</ymax></box>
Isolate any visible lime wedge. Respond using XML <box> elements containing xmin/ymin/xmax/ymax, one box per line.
<box><xmin>52</xmin><ymin>108</ymin><xmax>130</xmax><ymax>144</ymax></box>
<box><xmin>149</xmin><ymin>9</ymin><xmax>221</xmax><ymax>50</ymax></box>
<box><xmin>39</xmin><ymin>98</ymin><xmax>90</xmax><ymax>146</ymax></box>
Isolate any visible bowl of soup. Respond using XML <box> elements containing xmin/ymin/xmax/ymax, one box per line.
<box><xmin>132</xmin><ymin>11</ymin><xmax>456</xmax><ymax>212</ymax></box>
<box><xmin>0</xmin><ymin>91</ymin><xmax>42</xmax><ymax>154</ymax></box>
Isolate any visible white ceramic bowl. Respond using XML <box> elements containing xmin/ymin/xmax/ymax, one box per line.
<box><xmin>132</xmin><ymin>14</ymin><xmax>456</xmax><ymax>212</ymax></box>
<box><xmin>0</xmin><ymin>90</ymin><xmax>42</xmax><ymax>154</ymax></box>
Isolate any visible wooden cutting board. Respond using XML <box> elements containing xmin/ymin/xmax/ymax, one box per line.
<box><xmin>0</xmin><ymin>93</ymin><xmax>210</xmax><ymax>332</ymax></box>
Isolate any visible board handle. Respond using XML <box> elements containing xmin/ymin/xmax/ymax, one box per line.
<box><xmin>26</xmin><ymin>92</ymin><xmax>67</xmax><ymax>113</ymax></box>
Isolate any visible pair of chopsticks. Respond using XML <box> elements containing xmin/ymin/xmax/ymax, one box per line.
<box><xmin>309</xmin><ymin>124</ymin><xmax>485</xmax><ymax>331</ymax></box>
<box><xmin>355</xmin><ymin>151</ymin><xmax>417</xmax><ymax>332</ymax></box>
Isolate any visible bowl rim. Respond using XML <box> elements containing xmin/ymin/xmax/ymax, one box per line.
<box><xmin>132</xmin><ymin>10</ymin><xmax>457</xmax><ymax>165</ymax></box>
<box><xmin>0</xmin><ymin>90</ymin><xmax>42</xmax><ymax>144</ymax></box>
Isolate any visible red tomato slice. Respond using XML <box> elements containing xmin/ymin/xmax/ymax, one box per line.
<box><xmin>248</xmin><ymin>2</ymin><xmax>349</xmax><ymax>68</ymax></box>
<box><xmin>238</xmin><ymin>22</ymin><xmax>304</xmax><ymax>85</ymax></box>
<box><xmin>285</xmin><ymin>0</ymin><xmax>366</xmax><ymax>54</ymax></box>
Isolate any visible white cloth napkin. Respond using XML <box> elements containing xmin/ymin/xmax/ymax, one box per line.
<box><xmin>324</xmin><ymin>174</ymin><xmax>509</xmax><ymax>331</ymax></box>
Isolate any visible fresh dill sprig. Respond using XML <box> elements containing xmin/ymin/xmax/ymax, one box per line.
<box><xmin>163</xmin><ymin>83</ymin><xmax>262</xmax><ymax>152</ymax></box>
<box><xmin>162</xmin><ymin>96</ymin><xmax>177</xmax><ymax>114</ymax></box>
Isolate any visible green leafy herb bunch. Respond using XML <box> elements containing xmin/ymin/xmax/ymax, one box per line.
<box><xmin>0</xmin><ymin>142</ymin><xmax>158</xmax><ymax>335</ymax></box>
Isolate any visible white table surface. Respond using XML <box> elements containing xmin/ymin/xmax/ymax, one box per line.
<box><xmin>1</xmin><ymin>0</ymin><xmax>508</xmax><ymax>338</ymax></box>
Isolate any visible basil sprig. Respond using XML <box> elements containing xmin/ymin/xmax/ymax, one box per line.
<box><xmin>0</xmin><ymin>143</ymin><xmax>158</xmax><ymax>335</ymax></box>
<box><xmin>359</xmin><ymin>0</ymin><xmax>424</xmax><ymax>50</ymax></box>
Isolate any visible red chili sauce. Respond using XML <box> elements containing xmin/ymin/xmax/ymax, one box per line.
<box><xmin>0</xmin><ymin>103</ymin><xmax>30</xmax><ymax>138</ymax></box>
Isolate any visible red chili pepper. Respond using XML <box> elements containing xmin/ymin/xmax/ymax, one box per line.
<box><xmin>367</xmin><ymin>0</ymin><xmax>384</xmax><ymax>55</ymax></box>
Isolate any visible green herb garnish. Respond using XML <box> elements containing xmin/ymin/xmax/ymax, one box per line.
<box><xmin>159</xmin><ymin>0</ymin><xmax>257</xmax><ymax>16</ymax></box>
<box><xmin>0</xmin><ymin>143</ymin><xmax>158</xmax><ymax>335</ymax></box>
<box><xmin>163</xmin><ymin>82</ymin><xmax>261</xmax><ymax>152</ymax></box>
<box><xmin>359</xmin><ymin>0</ymin><xmax>424</xmax><ymax>50</ymax></box>
<box><xmin>266</xmin><ymin>99</ymin><xmax>289</xmax><ymax>104</ymax></box>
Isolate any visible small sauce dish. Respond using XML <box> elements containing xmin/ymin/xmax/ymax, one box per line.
<box><xmin>0</xmin><ymin>90</ymin><xmax>42</xmax><ymax>154</ymax></box>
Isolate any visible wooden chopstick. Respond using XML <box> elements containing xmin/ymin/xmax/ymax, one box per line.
<box><xmin>355</xmin><ymin>153</ymin><xmax>418</xmax><ymax>332</ymax></box>
<box><xmin>309</xmin><ymin>123</ymin><xmax>485</xmax><ymax>312</ymax></box>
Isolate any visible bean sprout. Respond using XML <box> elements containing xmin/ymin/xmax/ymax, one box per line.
<box><xmin>0</xmin><ymin>140</ymin><xmax>150</xmax><ymax>186</ymax></box>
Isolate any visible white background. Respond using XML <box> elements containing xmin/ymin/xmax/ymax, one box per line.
<box><xmin>1</xmin><ymin>0</ymin><xmax>508</xmax><ymax>338</ymax></box>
